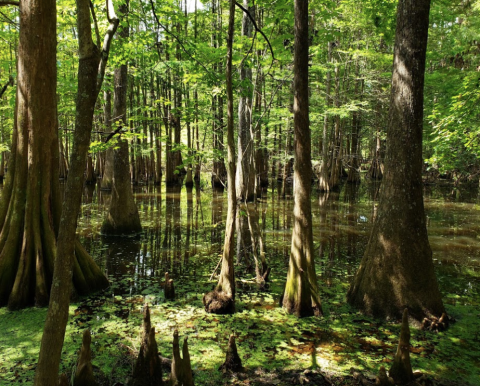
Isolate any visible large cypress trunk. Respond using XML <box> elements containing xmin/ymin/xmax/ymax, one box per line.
<box><xmin>0</xmin><ymin>0</ymin><xmax>108</xmax><ymax>311</ymax></box>
<box><xmin>282</xmin><ymin>0</ymin><xmax>322</xmax><ymax>317</ymax></box>
<box><xmin>347</xmin><ymin>0</ymin><xmax>445</xmax><ymax>321</ymax></box>
<box><xmin>101</xmin><ymin>1</ymin><xmax>142</xmax><ymax>236</ymax></box>
<box><xmin>0</xmin><ymin>0</ymin><xmax>59</xmax><ymax>310</ymax></box>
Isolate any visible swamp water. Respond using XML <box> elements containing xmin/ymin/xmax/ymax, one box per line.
<box><xmin>0</xmin><ymin>182</ymin><xmax>479</xmax><ymax>385</ymax></box>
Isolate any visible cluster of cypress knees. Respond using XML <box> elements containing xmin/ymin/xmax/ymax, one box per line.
<box><xmin>58</xmin><ymin>270</ymin><xmax>448</xmax><ymax>386</ymax></box>
<box><xmin>59</xmin><ymin>303</ymin><xmax>242</xmax><ymax>386</ymax></box>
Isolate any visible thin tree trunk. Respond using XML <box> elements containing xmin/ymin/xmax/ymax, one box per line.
<box><xmin>203</xmin><ymin>0</ymin><xmax>236</xmax><ymax>315</ymax></box>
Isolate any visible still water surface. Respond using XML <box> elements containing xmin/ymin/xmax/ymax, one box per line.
<box><xmin>77</xmin><ymin>181</ymin><xmax>480</xmax><ymax>308</ymax></box>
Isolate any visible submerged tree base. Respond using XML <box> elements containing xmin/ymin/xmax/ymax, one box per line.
<box><xmin>203</xmin><ymin>290</ymin><xmax>234</xmax><ymax>314</ymax></box>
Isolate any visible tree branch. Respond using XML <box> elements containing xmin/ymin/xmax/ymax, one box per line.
<box><xmin>104</xmin><ymin>124</ymin><xmax>124</xmax><ymax>143</ymax></box>
<box><xmin>0</xmin><ymin>76</ymin><xmax>13</xmax><ymax>99</ymax></box>
<box><xmin>234</xmin><ymin>1</ymin><xmax>276</xmax><ymax>66</ymax></box>
<box><xmin>0</xmin><ymin>10</ymin><xmax>17</xmax><ymax>25</ymax></box>
<box><xmin>89</xmin><ymin>1</ymin><xmax>102</xmax><ymax>49</ymax></box>
<box><xmin>0</xmin><ymin>1</ymin><xmax>19</xmax><ymax>6</ymax></box>
<box><xmin>95</xmin><ymin>0</ymin><xmax>119</xmax><ymax>95</ymax></box>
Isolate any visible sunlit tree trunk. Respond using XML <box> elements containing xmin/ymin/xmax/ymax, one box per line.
<box><xmin>282</xmin><ymin>0</ymin><xmax>322</xmax><ymax>318</ymax></box>
<box><xmin>35</xmin><ymin>0</ymin><xmax>119</xmax><ymax>382</ymax></box>
<box><xmin>236</xmin><ymin>0</ymin><xmax>255</xmax><ymax>202</ymax></box>
<box><xmin>203</xmin><ymin>0</ymin><xmax>236</xmax><ymax>314</ymax></box>
<box><xmin>149</xmin><ymin>74</ymin><xmax>158</xmax><ymax>184</ymax></box>
<box><xmin>367</xmin><ymin>102</ymin><xmax>384</xmax><ymax>180</ymax></box>
<box><xmin>155</xmin><ymin>75</ymin><xmax>163</xmax><ymax>185</ymax></box>
<box><xmin>59</xmin><ymin>131</ymin><xmax>68</xmax><ymax>180</ymax></box>
<box><xmin>347</xmin><ymin>0</ymin><xmax>445</xmax><ymax>321</ymax></box>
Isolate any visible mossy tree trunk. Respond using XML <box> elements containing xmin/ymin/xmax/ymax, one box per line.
<box><xmin>282</xmin><ymin>0</ymin><xmax>322</xmax><ymax>318</ymax></box>
<box><xmin>35</xmin><ymin>0</ymin><xmax>119</xmax><ymax>383</ymax></box>
<box><xmin>101</xmin><ymin>0</ymin><xmax>142</xmax><ymax>236</ymax></box>
<box><xmin>347</xmin><ymin>0</ymin><xmax>445</xmax><ymax>321</ymax></box>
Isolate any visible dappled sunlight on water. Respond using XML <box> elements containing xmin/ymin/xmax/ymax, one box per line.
<box><xmin>1</xmin><ymin>181</ymin><xmax>480</xmax><ymax>384</ymax></box>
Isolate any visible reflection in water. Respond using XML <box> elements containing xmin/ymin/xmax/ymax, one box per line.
<box><xmin>104</xmin><ymin>236</ymin><xmax>141</xmax><ymax>296</ymax></box>
<box><xmin>163</xmin><ymin>184</ymin><xmax>182</xmax><ymax>275</ymax></box>
<box><xmin>76</xmin><ymin>181</ymin><xmax>480</xmax><ymax>307</ymax></box>
<box><xmin>211</xmin><ymin>187</ymin><xmax>224</xmax><ymax>249</ymax></box>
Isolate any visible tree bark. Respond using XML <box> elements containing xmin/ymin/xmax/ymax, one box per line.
<box><xmin>35</xmin><ymin>0</ymin><xmax>119</xmax><ymax>383</ymax></box>
<box><xmin>236</xmin><ymin>0</ymin><xmax>255</xmax><ymax>202</ymax></box>
<box><xmin>0</xmin><ymin>0</ymin><xmax>59</xmax><ymax>311</ymax></box>
<box><xmin>101</xmin><ymin>87</ymin><xmax>114</xmax><ymax>190</ymax></box>
<box><xmin>203</xmin><ymin>0</ymin><xmax>236</xmax><ymax>315</ymax></box>
<box><xmin>235</xmin><ymin>0</ymin><xmax>256</xmax><ymax>270</ymax></box>
<box><xmin>347</xmin><ymin>0</ymin><xmax>445</xmax><ymax>321</ymax></box>
<box><xmin>211</xmin><ymin>0</ymin><xmax>227</xmax><ymax>189</ymax></box>
<box><xmin>101</xmin><ymin>0</ymin><xmax>142</xmax><ymax>236</ymax></box>
<box><xmin>282</xmin><ymin>0</ymin><xmax>322</xmax><ymax>317</ymax></box>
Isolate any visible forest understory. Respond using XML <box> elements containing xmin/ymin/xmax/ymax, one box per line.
<box><xmin>1</xmin><ymin>180</ymin><xmax>478</xmax><ymax>386</ymax></box>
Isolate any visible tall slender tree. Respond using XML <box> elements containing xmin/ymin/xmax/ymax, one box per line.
<box><xmin>236</xmin><ymin>0</ymin><xmax>255</xmax><ymax>203</ymax></box>
<box><xmin>236</xmin><ymin>0</ymin><xmax>255</xmax><ymax>268</ymax></box>
<box><xmin>282</xmin><ymin>0</ymin><xmax>322</xmax><ymax>317</ymax></box>
<box><xmin>347</xmin><ymin>0</ymin><xmax>445</xmax><ymax>321</ymax></box>
<box><xmin>203</xmin><ymin>0</ymin><xmax>236</xmax><ymax>315</ymax></box>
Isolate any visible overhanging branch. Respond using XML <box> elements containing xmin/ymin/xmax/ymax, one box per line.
<box><xmin>0</xmin><ymin>76</ymin><xmax>13</xmax><ymax>99</ymax></box>
<box><xmin>234</xmin><ymin>1</ymin><xmax>276</xmax><ymax>67</ymax></box>
<box><xmin>0</xmin><ymin>1</ymin><xmax>19</xmax><ymax>6</ymax></box>
<box><xmin>95</xmin><ymin>0</ymin><xmax>119</xmax><ymax>95</ymax></box>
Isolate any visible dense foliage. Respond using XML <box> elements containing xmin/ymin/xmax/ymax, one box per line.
<box><xmin>1</xmin><ymin>0</ymin><xmax>478</xmax><ymax>182</ymax></box>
